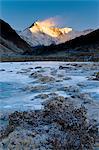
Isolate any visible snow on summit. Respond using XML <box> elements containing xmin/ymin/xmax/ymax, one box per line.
<box><xmin>29</xmin><ymin>18</ymin><xmax>72</xmax><ymax>37</ymax></box>
<box><xmin>18</xmin><ymin>17</ymin><xmax>93</xmax><ymax>47</ymax></box>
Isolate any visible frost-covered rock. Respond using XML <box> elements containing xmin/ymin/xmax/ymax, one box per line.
<box><xmin>38</xmin><ymin>76</ymin><xmax>55</xmax><ymax>83</ymax></box>
<box><xmin>30</xmin><ymin>72</ymin><xmax>43</xmax><ymax>78</ymax></box>
<box><xmin>35</xmin><ymin>94</ymin><xmax>49</xmax><ymax>99</ymax></box>
<box><xmin>59</xmin><ymin>85</ymin><xmax>79</xmax><ymax>93</ymax></box>
<box><xmin>72</xmin><ymin>93</ymin><xmax>93</xmax><ymax>104</ymax></box>
<box><xmin>0</xmin><ymin>97</ymin><xmax>98</xmax><ymax>150</ymax></box>
<box><xmin>23</xmin><ymin>85</ymin><xmax>48</xmax><ymax>92</ymax></box>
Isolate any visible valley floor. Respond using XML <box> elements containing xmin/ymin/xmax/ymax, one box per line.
<box><xmin>0</xmin><ymin>62</ymin><xmax>99</xmax><ymax>149</ymax></box>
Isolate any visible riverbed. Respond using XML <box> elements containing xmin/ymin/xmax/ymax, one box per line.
<box><xmin>0</xmin><ymin>62</ymin><xmax>99</xmax><ymax>127</ymax></box>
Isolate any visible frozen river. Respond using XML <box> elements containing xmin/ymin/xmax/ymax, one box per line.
<box><xmin>0</xmin><ymin>62</ymin><xmax>99</xmax><ymax>127</ymax></box>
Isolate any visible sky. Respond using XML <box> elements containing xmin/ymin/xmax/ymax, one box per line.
<box><xmin>0</xmin><ymin>0</ymin><xmax>99</xmax><ymax>31</ymax></box>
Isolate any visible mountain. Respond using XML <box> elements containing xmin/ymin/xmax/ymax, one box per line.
<box><xmin>0</xmin><ymin>19</ymin><xmax>98</xmax><ymax>62</ymax></box>
<box><xmin>19</xmin><ymin>19</ymin><xmax>93</xmax><ymax>47</ymax></box>
<box><xmin>31</xmin><ymin>29</ymin><xmax>99</xmax><ymax>61</ymax></box>
<box><xmin>0</xmin><ymin>19</ymin><xmax>32</xmax><ymax>56</ymax></box>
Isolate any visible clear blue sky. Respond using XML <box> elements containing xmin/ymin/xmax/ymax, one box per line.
<box><xmin>0</xmin><ymin>0</ymin><xmax>99</xmax><ymax>31</ymax></box>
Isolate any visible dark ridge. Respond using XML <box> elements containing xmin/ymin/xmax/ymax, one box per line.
<box><xmin>0</xmin><ymin>19</ymin><xmax>33</xmax><ymax>54</ymax></box>
<box><xmin>33</xmin><ymin>29</ymin><xmax>99</xmax><ymax>55</ymax></box>
<box><xmin>64</xmin><ymin>28</ymin><xmax>99</xmax><ymax>48</ymax></box>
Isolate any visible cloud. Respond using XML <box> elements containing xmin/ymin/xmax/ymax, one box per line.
<box><xmin>37</xmin><ymin>16</ymin><xmax>62</xmax><ymax>27</ymax></box>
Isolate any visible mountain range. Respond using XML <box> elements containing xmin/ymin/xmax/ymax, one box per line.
<box><xmin>0</xmin><ymin>19</ymin><xmax>99</xmax><ymax>61</ymax></box>
<box><xmin>19</xmin><ymin>20</ymin><xmax>93</xmax><ymax>47</ymax></box>
<box><xmin>32</xmin><ymin>29</ymin><xmax>99</xmax><ymax>60</ymax></box>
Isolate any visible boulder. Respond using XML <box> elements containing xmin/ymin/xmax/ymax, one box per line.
<box><xmin>38</xmin><ymin>76</ymin><xmax>55</xmax><ymax>83</ymax></box>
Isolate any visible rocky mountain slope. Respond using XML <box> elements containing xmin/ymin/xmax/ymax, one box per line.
<box><xmin>0</xmin><ymin>19</ymin><xmax>32</xmax><ymax>56</ymax></box>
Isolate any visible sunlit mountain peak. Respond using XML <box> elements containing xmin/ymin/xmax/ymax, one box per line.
<box><xmin>29</xmin><ymin>18</ymin><xmax>72</xmax><ymax>37</ymax></box>
<box><xmin>19</xmin><ymin>18</ymin><xmax>93</xmax><ymax>47</ymax></box>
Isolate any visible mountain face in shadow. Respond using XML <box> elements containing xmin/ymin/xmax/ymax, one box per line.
<box><xmin>0</xmin><ymin>19</ymin><xmax>32</xmax><ymax>56</ymax></box>
<box><xmin>63</xmin><ymin>29</ymin><xmax>99</xmax><ymax>49</ymax></box>
<box><xmin>32</xmin><ymin>29</ymin><xmax>99</xmax><ymax>55</ymax></box>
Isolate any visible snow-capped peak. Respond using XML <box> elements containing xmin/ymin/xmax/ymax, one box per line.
<box><xmin>18</xmin><ymin>18</ymin><xmax>94</xmax><ymax>47</ymax></box>
<box><xmin>29</xmin><ymin>20</ymin><xmax>72</xmax><ymax>37</ymax></box>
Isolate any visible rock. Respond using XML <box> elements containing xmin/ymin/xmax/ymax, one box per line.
<box><xmin>37</xmin><ymin>69</ymin><xmax>45</xmax><ymax>73</ymax></box>
<box><xmin>16</xmin><ymin>71</ymin><xmax>27</xmax><ymax>74</ymax></box>
<box><xmin>35</xmin><ymin>94</ymin><xmax>49</xmax><ymax>99</ymax></box>
<box><xmin>57</xmin><ymin>74</ymin><xmax>64</xmax><ymax>78</ymax></box>
<box><xmin>35</xmin><ymin>66</ymin><xmax>42</xmax><ymax>69</ymax></box>
<box><xmin>71</xmin><ymin>93</ymin><xmax>93</xmax><ymax>104</ymax></box>
<box><xmin>48</xmin><ymin>93</ymin><xmax>58</xmax><ymax>97</ymax></box>
<box><xmin>23</xmin><ymin>85</ymin><xmax>48</xmax><ymax>92</ymax></box>
<box><xmin>59</xmin><ymin>66</ymin><xmax>70</xmax><ymax>70</ymax></box>
<box><xmin>78</xmin><ymin>93</ymin><xmax>93</xmax><ymax>104</ymax></box>
<box><xmin>38</xmin><ymin>76</ymin><xmax>55</xmax><ymax>83</ymax></box>
<box><xmin>59</xmin><ymin>85</ymin><xmax>79</xmax><ymax>93</ymax></box>
<box><xmin>63</xmin><ymin>77</ymin><xmax>71</xmax><ymax>80</ymax></box>
<box><xmin>8</xmin><ymin>70</ymin><xmax>13</xmax><ymax>72</ymax></box>
<box><xmin>78</xmin><ymin>93</ymin><xmax>92</xmax><ymax>100</ymax></box>
<box><xmin>42</xmin><ymin>96</ymin><xmax>65</xmax><ymax>108</ymax></box>
<box><xmin>50</xmin><ymin>69</ymin><xmax>57</xmax><ymax>76</ymax></box>
<box><xmin>92</xmin><ymin>72</ymin><xmax>99</xmax><ymax>81</ymax></box>
<box><xmin>0</xmin><ymin>98</ymin><xmax>98</xmax><ymax>150</ymax></box>
<box><xmin>30</xmin><ymin>72</ymin><xmax>43</xmax><ymax>78</ymax></box>
<box><xmin>0</xmin><ymin>69</ymin><xmax>5</xmax><ymax>71</ymax></box>
<box><xmin>43</xmin><ymin>98</ymin><xmax>98</xmax><ymax>149</ymax></box>
<box><xmin>0</xmin><ymin>129</ymin><xmax>37</xmax><ymax>149</ymax></box>
<box><xmin>87</xmin><ymin>71</ymin><xmax>99</xmax><ymax>81</ymax></box>
<box><xmin>77</xmin><ymin>82</ymin><xmax>86</xmax><ymax>87</ymax></box>
<box><xmin>72</xmin><ymin>64</ymin><xmax>78</xmax><ymax>66</ymax></box>
<box><xmin>28</xmin><ymin>67</ymin><xmax>33</xmax><ymax>69</ymax></box>
<box><xmin>56</xmin><ymin>79</ymin><xmax>63</xmax><ymax>82</ymax></box>
<box><xmin>21</xmin><ymin>68</ymin><xmax>31</xmax><ymax>72</ymax></box>
<box><xmin>54</xmin><ymin>96</ymin><xmax>65</xmax><ymax>102</ymax></box>
<box><xmin>16</xmin><ymin>68</ymin><xmax>31</xmax><ymax>74</ymax></box>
